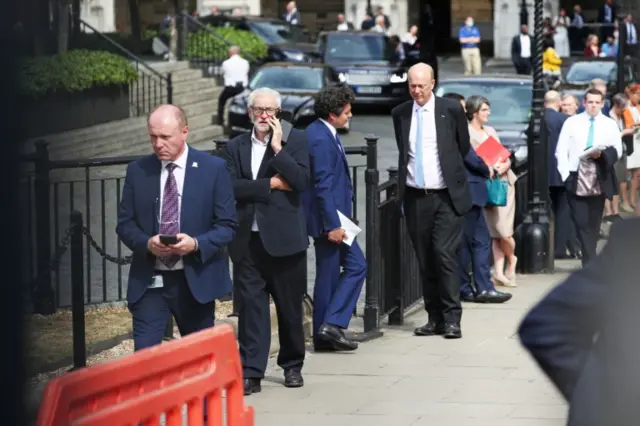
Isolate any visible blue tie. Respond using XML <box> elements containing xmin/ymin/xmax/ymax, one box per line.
<box><xmin>586</xmin><ymin>117</ymin><xmax>595</xmax><ymax>149</ymax></box>
<box><xmin>414</xmin><ymin>107</ymin><xmax>425</xmax><ymax>187</ymax></box>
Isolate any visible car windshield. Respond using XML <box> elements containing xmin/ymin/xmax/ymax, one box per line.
<box><xmin>249</xmin><ymin>21</ymin><xmax>311</xmax><ymax>44</ymax></box>
<box><xmin>565</xmin><ymin>62</ymin><xmax>617</xmax><ymax>83</ymax></box>
<box><xmin>249</xmin><ymin>67</ymin><xmax>323</xmax><ymax>91</ymax></box>
<box><xmin>435</xmin><ymin>81</ymin><xmax>532</xmax><ymax>125</ymax></box>
<box><xmin>324</xmin><ymin>34</ymin><xmax>392</xmax><ymax>61</ymax></box>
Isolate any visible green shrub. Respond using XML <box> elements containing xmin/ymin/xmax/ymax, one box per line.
<box><xmin>20</xmin><ymin>49</ymin><xmax>139</xmax><ymax>98</ymax></box>
<box><xmin>185</xmin><ymin>26</ymin><xmax>268</xmax><ymax>61</ymax></box>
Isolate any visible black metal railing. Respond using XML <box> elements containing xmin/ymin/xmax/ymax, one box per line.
<box><xmin>178</xmin><ymin>13</ymin><xmax>261</xmax><ymax>80</ymax></box>
<box><xmin>77</xmin><ymin>19</ymin><xmax>173</xmax><ymax>117</ymax></box>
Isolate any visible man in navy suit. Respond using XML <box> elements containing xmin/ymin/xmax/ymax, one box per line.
<box><xmin>442</xmin><ymin>93</ymin><xmax>511</xmax><ymax>304</ymax></box>
<box><xmin>544</xmin><ymin>90</ymin><xmax>580</xmax><ymax>259</ymax></box>
<box><xmin>116</xmin><ymin>104</ymin><xmax>237</xmax><ymax>351</ymax></box>
<box><xmin>519</xmin><ymin>218</ymin><xmax>640</xmax><ymax>426</ymax></box>
<box><xmin>304</xmin><ymin>85</ymin><xmax>364</xmax><ymax>352</ymax></box>
<box><xmin>225</xmin><ymin>87</ymin><xmax>310</xmax><ymax>395</ymax></box>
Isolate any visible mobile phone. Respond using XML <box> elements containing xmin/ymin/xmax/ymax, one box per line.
<box><xmin>159</xmin><ymin>234</ymin><xmax>178</xmax><ymax>245</ymax></box>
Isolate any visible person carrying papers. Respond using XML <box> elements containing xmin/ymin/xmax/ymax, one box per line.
<box><xmin>303</xmin><ymin>86</ymin><xmax>365</xmax><ymax>352</ymax></box>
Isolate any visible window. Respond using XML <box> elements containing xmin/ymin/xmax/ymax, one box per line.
<box><xmin>324</xmin><ymin>34</ymin><xmax>393</xmax><ymax>62</ymax></box>
<box><xmin>565</xmin><ymin>61</ymin><xmax>632</xmax><ymax>84</ymax></box>
<box><xmin>249</xmin><ymin>67</ymin><xmax>324</xmax><ymax>91</ymax></box>
<box><xmin>435</xmin><ymin>82</ymin><xmax>533</xmax><ymax>125</ymax></box>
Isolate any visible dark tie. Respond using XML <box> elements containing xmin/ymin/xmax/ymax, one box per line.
<box><xmin>159</xmin><ymin>163</ymin><xmax>180</xmax><ymax>268</ymax></box>
<box><xmin>335</xmin><ymin>133</ymin><xmax>345</xmax><ymax>155</ymax></box>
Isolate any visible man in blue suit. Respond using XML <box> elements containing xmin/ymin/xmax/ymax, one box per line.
<box><xmin>304</xmin><ymin>86</ymin><xmax>364</xmax><ymax>352</ymax></box>
<box><xmin>116</xmin><ymin>104</ymin><xmax>237</xmax><ymax>351</ymax></box>
<box><xmin>442</xmin><ymin>93</ymin><xmax>511</xmax><ymax>304</ymax></box>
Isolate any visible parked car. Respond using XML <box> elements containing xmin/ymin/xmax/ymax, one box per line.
<box><xmin>227</xmin><ymin>62</ymin><xmax>347</xmax><ymax>138</ymax></box>
<box><xmin>556</xmin><ymin>57</ymin><xmax>640</xmax><ymax>104</ymax></box>
<box><xmin>313</xmin><ymin>31</ymin><xmax>411</xmax><ymax>107</ymax></box>
<box><xmin>198</xmin><ymin>15</ymin><xmax>316</xmax><ymax>63</ymax></box>
<box><xmin>434</xmin><ymin>74</ymin><xmax>533</xmax><ymax>166</ymax></box>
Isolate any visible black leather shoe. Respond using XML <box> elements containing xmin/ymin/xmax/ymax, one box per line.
<box><xmin>461</xmin><ymin>293</ymin><xmax>476</xmax><ymax>302</ymax></box>
<box><xmin>414</xmin><ymin>322</ymin><xmax>445</xmax><ymax>336</ymax></box>
<box><xmin>443</xmin><ymin>323</ymin><xmax>462</xmax><ymax>339</ymax></box>
<box><xmin>284</xmin><ymin>369</ymin><xmax>304</xmax><ymax>388</ymax></box>
<box><xmin>243</xmin><ymin>378</ymin><xmax>261</xmax><ymax>395</ymax></box>
<box><xmin>475</xmin><ymin>290</ymin><xmax>512</xmax><ymax>304</ymax></box>
<box><xmin>317</xmin><ymin>324</ymin><xmax>358</xmax><ymax>351</ymax></box>
<box><xmin>313</xmin><ymin>341</ymin><xmax>336</xmax><ymax>352</ymax></box>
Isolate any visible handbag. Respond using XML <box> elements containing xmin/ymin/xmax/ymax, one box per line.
<box><xmin>486</xmin><ymin>177</ymin><xmax>508</xmax><ymax>207</ymax></box>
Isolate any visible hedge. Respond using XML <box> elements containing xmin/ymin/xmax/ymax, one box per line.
<box><xmin>72</xmin><ymin>29</ymin><xmax>160</xmax><ymax>56</ymax></box>
<box><xmin>20</xmin><ymin>49</ymin><xmax>138</xmax><ymax>98</ymax></box>
<box><xmin>185</xmin><ymin>26</ymin><xmax>268</xmax><ymax>61</ymax></box>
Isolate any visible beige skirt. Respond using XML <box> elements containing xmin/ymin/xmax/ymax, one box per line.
<box><xmin>484</xmin><ymin>181</ymin><xmax>516</xmax><ymax>238</ymax></box>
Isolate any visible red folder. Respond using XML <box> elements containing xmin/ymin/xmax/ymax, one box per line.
<box><xmin>475</xmin><ymin>135</ymin><xmax>512</xmax><ymax>167</ymax></box>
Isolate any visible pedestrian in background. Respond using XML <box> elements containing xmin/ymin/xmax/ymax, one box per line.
<box><xmin>458</xmin><ymin>16</ymin><xmax>482</xmax><ymax>76</ymax></box>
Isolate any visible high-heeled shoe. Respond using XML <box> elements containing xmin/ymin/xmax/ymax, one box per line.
<box><xmin>493</xmin><ymin>273</ymin><xmax>516</xmax><ymax>288</ymax></box>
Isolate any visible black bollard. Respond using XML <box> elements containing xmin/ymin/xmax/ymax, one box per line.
<box><xmin>69</xmin><ymin>211</ymin><xmax>86</xmax><ymax>370</ymax></box>
<box><xmin>515</xmin><ymin>0</ymin><xmax>552</xmax><ymax>274</ymax></box>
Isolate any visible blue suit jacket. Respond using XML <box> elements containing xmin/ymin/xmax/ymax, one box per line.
<box><xmin>544</xmin><ymin>108</ymin><xmax>569</xmax><ymax>187</ymax></box>
<box><xmin>116</xmin><ymin>147</ymin><xmax>238</xmax><ymax>305</ymax></box>
<box><xmin>518</xmin><ymin>218</ymin><xmax>640</xmax><ymax>426</ymax></box>
<box><xmin>464</xmin><ymin>148</ymin><xmax>491</xmax><ymax>207</ymax></box>
<box><xmin>303</xmin><ymin>120</ymin><xmax>353</xmax><ymax>239</ymax></box>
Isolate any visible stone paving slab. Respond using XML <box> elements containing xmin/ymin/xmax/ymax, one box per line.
<box><xmin>247</xmin><ymin>271</ymin><xmax>574</xmax><ymax>426</ymax></box>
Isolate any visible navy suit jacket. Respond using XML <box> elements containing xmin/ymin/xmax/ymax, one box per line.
<box><xmin>544</xmin><ymin>108</ymin><xmax>570</xmax><ymax>187</ymax></box>
<box><xmin>464</xmin><ymin>148</ymin><xmax>491</xmax><ymax>207</ymax></box>
<box><xmin>303</xmin><ymin>120</ymin><xmax>353</xmax><ymax>239</ymax></box>
<box><xmin>518</xmin><ymin>218</ymin><xmax>640</xmax><ymax>426</ymax></box>
<box><xmin>116</xmin><ymin>147</ymin><xmax>238</xmax><ymax>305</ymax></box>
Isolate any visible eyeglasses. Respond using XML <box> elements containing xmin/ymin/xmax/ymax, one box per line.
<box><xmin>250</xmin><ymin>106</ymin><xmax>279</xmax><ymax>115</ymax></box>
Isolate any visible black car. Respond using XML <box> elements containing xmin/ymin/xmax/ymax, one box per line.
<box><xmin>227</xmin><ymin>62</ymin><xmax>346</xmax><ymax>138</ymax></box>
<box><xmin>435</xmin><ymin>74</ymin><xmax>533</xmax><ymax>166</ymax></box>
<box><xmin>556</xmin><ymin>57</ymin><xmax>640</xmax><ymax>104</ymax></box>
<box><xmin>314</xmin><ymin>31</ymin><xmax>411</xmax><ymax>107</ymax></box>
<box><xmin>198</xmin><ymin>15</ymin><xmax>315</xmax><ymax>63</ymax></box>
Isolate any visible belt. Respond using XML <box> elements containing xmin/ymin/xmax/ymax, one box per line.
<box><xmin>406</xmin><ymin>186</ymin><xmax>447</xmax><ymax>195</ymax></box>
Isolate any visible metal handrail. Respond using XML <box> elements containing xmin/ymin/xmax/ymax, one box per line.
<box><xmin>78</xmin><ymin>19</ymin><xmax>169</xmax><ymax>82</ymax></box>
<box><xmin>180</xmin><ymin>12</ymin><xmax>259</xmax><ymax>63</ymax></box>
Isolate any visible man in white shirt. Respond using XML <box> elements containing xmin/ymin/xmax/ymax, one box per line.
<box><xmin>555</xmin><ymin>88</ymin><xmax>622</xmax><ymax>266</ymax></box>
<box><xmin>218</xmin><ymin>46</ymin><xmax>250</xmax><ymax>126</ymax></box>
<box><xmin>511</xmin><ymin>24</ymin><xmax>532</xmax><ymax>75</ymax></box>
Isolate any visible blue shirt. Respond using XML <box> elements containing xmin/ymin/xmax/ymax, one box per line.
<box><xmin>458</xmin><ymin>26</ymin><xmax>480</xmax><ymax>48</ymax></box>
<box><xmin>601</xmin><ymin>42</ymin><xmax>618</xmax><ymax>57</ymax></box>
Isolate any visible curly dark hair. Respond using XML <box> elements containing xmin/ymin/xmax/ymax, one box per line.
<box><xmin>314</xmin><ymin>85</ymin><xmax>356</xmax><ymax>120</ymax></box>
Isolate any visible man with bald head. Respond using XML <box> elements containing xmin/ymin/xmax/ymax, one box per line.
<box><xmin>116</xmin><ymin>104</ymin><xmax>237</xmax><ymax>351</ymax></box>
<box><xmin>391</xmin><ymin>63</ymin><xmax>473</xmax><ymax>339</ymax></box>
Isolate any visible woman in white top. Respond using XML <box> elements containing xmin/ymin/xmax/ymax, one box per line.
<box><xmin>552</xmin><ymin>9</ymin><xmax>571</xmax><ymax>58</ymax></box>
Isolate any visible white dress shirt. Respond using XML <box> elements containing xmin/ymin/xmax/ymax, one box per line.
<box><xmin>320</xmin><ymin>118</ymin><xmax>337</xmax><ymax>138</ymax></box>
<box><xmin>221</xmin><ymin>54</ymin><xmax>250</xmax><ymax>88</ymax></box>
<box><xmin>337</xmin><ymin>22</ymin><xmax>349</xmax><ymax>31</ymax></box>
<box><xmin>555</xmin><ymin>112</ymin><xmax>623</xmax><ymax>182</ymax></box>
<box><xmin>251</xmin><ymin>129</ymin><xmax>270</xmax><ymax>231</ymax></box>
<box><xmin>156</xmin><ymin>145</ymin><xmax>189</xmax><ymax>271</ymax></box>
<box><xmin>406</xmin><ymin>96</ymin><xmax>446</xmax><ymax>189</ymax></box>
<box><xmin>520</xmin><ymin>34</ymin><xmax>531</xmax><ymax>58</ymax></box>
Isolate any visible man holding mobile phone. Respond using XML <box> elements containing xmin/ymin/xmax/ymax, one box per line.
<box><xmin>225</xmin><ymin>87</ymin><xmax>310</xmax><ymax>395</ymax></box>
<box><xmin>116</xmin><ymin>104</ymin><xmax>237</xmax><ymax>351</ymax></box>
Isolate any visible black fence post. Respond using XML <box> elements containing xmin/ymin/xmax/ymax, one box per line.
<box><xmin>362</xmin><ymin>135</ymin><xmax>383</xmax><ymax>340</ymax></box>
<box><xmin>70</xmin><ymin>211</ymin><xmax>86</xmax><ymax>370</ymax></box>
<box><xmin>166</xmin><ymin>72</ymin><xmax>173</xmax><ymax>105</ymax></box>
<box><xmin>386</xmin><ymin>167</ymin><xmax>404</xmax><ymax>326</ymax></box>
<box><xmin>33</xmin><ymin>140</ymin><xmax>55</xmax><ymax>315</ymax></box>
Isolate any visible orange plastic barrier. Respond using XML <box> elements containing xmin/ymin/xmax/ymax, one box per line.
<box><xmin>36</xmin><ymin>324</ymin><xmax>254</xmax><ymax>426</ymax></box>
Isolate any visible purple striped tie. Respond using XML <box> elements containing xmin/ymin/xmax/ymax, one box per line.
<box><xmin>159</xmin><ymin>163</ymin><xmax>180</xmax><ymax>268</ymax></box>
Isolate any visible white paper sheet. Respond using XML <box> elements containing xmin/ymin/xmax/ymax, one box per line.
<box><xmin>580</xmin><ymin>145</ymin><xmax>608</xmax><ymax>160</ymax></box>
<box><xmin>337</xmin><ymin>210</ymin><xmax>362</xmax><ymax>246</ymax></box>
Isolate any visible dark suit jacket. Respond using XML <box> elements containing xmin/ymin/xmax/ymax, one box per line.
<box><xmin>519</xmin><ymin>218</ymin><xmax>640</xmax><ymax>426</ymax></box>
<box><xmin>226</xmin><ymin>128</ymin><xmax>310</xmax><ymax>259</ymax></box>
<box><xmin>303</xmin><ymin>120</ymin><xmax>353</xmax><ymax>238</ymax></box>
<box><xmin>565</xmin><ymin>146</ymin><xmax>619</xmax><ymax>199</ymax></box>
<box><xmin>391</xmin><ymin>97</ymin><xmax>473</xmax><ymax>215</ymax></box>
<box><xmin>544</xmin><ymin>108</ymin><xmax>569</xmax><ymax>187</ymax></box>
<box><xmin>116</xmin><ymin>148</ymin><xmax>238</xmax><ymax>305</ymax></box>
<box><xmin>464</xmin><ymin>149</ymin><xmax>491</xmax><ymax>207</ymax></box>
<box><xmin>511</xmin><ymin>34</ymin><xmax>532</xmax><ymax>63</ymax></box>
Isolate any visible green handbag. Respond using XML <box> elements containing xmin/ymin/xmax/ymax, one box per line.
<box><xmin>486</xmin><ymin>178</ymin><xmax>508</xmax><ymax>207</ymax></box>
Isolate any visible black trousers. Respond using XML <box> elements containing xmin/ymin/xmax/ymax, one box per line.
<box><xmin>550</xmin><ymin>186</ymin><xmax>580</xmax><ymax>256</ymax></box>
<box><xmin>217</xmin><ymin>84</ymin><xmax>244</xmax><ymax>124</ymax></box>
<box><xmin>404</xmin><ymin>188</ymin><xmax>464</xmax><ymax>324</ymax></box>
<box><xmin>236</xmin><ymin>232</ymin><xmax>306</xmax><ymax>379</ymax></box>
<box><xmin>568</xmin><ymin>193</ymin><xmax>605</xmax><ymax>267</ymax></box>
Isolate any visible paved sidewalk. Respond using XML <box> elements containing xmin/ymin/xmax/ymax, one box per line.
<box><xmin>248</xmin><ymin>267</ymin><xmax>579</xmax><ymax>426</ymax></box>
